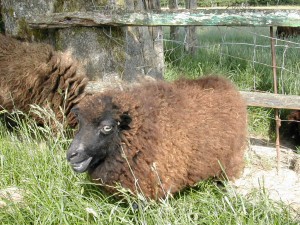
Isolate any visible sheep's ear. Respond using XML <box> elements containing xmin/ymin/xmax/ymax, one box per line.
<box><xmin>118</xmin><ymin>112</ymin><xmax>132</xmax><ymax>130</ymax></box>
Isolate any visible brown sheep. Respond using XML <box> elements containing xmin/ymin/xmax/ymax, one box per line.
<box><xmin>67</xmin><ymin>76</ymin><xmax>248</xmax><ymax>200</ymax></box>
<box><xmin>0</xmin><ymin>34</ymin><xmax>88</xmax><ymax>127</ymax></box>
<box><xmin>276</xmin><ymin>26</ymin><xmax>300</xmax><ymax>39</ymax></box>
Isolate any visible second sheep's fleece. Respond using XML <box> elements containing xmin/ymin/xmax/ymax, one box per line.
<box><xmin>0</xmin><ymin>34</ymin><xmax>88</xmax><ymax>127</ymax></box>
<box><xmin>287</xmin><ymin>110</ymin><xmax>300</xmax><ymax>146</ymax></box>
<box><xmin>276</xmin><ymin>26</ymin><xmax>300</xmax><ymax>38</ymax></box>
<box><xmin>67</xmin><ymin>76</ymin><xmax>248</xmax><ymax>199</ymax></box>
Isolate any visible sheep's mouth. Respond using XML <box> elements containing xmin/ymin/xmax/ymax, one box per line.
<box><xmin>70</xmin><ymin>157</ymin><xmax>93</xmax><ymax>173</ymax></box>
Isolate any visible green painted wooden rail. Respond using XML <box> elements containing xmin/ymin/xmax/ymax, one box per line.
<box><xmin>27</xmin><ymin>8</ymin><xmax>300</xmax><ymax>28</ymax></box>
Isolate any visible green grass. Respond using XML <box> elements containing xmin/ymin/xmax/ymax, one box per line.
<box><xmin>0</xmin><ymin>108</ymin><xmax>299</xmax><ymax>224</ymax></box>
<box><xmin>164</xmin><ymin>26</ymin><xmax>300</xmax><ymax>139</ymax></box>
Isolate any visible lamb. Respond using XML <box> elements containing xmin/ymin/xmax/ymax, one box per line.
<box><xmin>0</xmin><ymin>34</ymin><xmax>88</xmax><ymax>127</ymax></box>
<box><xmin>67</xmin><ymin>76</ymin><xmax>248</xmax><ymax>199</ymax></box>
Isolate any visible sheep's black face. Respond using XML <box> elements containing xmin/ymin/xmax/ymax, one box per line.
<box><xmin>66</xmin><ymin>100</ymin><xmax>132</xmax><ymax>173</ymax></box>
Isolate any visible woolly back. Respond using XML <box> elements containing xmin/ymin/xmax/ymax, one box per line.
<box><xmin>0</xmin><ymin>34</ymin><xmax>88</xmax><ymax>127</ymax></box>
<box><xmin>85</xmin><ymin>76</ymin><xmax>247</xmax><ymax>199</ymax></box>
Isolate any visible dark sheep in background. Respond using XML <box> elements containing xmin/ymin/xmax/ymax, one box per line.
<box><xmin>276</xmin><ymin>26</ymin><xmax>300</xmax><ymax>39</ymax></box>
<box><xmin>0</xmin><ymin>34</ymin><xmax>88</xmax><ymax>127</ymax></box>
<box><xmin>67</xmin><ymin>76</ymin><xmax>248</xmax><ymax>199</ymax></box>
<box><xmin>287</xmin><ymin>110</ymin><xmax>300</xmax><ymax>146</ymax></box>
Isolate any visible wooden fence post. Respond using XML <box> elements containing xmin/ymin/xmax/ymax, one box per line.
<box><xmin>169</xmin><ymin>0</ymin><xmax>180</xmax><ymax>41</ymax></box>
<box><xmin>184</xmin><ymin>0</ymin><xmax>197</xmax><ymax>55</ymax></box>
<box><xmin>123</xmin><ymin>0</ymin><xmax>164</xmax><ymax>81</ymax></box>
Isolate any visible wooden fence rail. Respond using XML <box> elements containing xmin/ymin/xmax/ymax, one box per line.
<box><xmin>28</xmin><ymin>8</ymin><xmax>300</xmax><ymax>29</ymax></box>
<box><xmin>240</xmin><ymin>91</ymin><xmax>300</xmax><ymax>110</ymax></box>
<box><xmin>85</xmin><ymin>83</ymin><xmax>300</xmax><ymax>110</ymax></box>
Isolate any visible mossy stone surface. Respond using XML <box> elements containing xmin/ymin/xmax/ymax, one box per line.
<box><xmin>57</xmin><ymin>27</ymin><xmax>125</xmax><ymax>80</ymax></box>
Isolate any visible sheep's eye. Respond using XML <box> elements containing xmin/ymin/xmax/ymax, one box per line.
<box><xmin>101</xmin><ymin>125</ymin><xmax>113</xmax><ymax>133</ymax></box>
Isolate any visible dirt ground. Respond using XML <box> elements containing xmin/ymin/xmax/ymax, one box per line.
<box><xmin>232</xmin><ymin>138</ymin><xmax>300</xmax><ymax>217</ymax></box>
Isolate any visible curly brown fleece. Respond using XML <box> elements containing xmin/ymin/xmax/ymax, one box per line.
<box><xmin>0</xmin><ymin>34</ymin><xmax>88</xmax><ymax>126</ymax></box>
<box><xmin>71</xmin><ymin>76</ymin><xmax>248</xmax><ymax>199</ymax></box>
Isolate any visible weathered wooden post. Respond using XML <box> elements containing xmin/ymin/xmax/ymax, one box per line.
<box><xmin>123</xmin><ymin>0</ymin><xmax>164</xmax><ymax>81</ymax></box>
<box><xmin>1</xmin><ymin>0</ymin><xmax>164</xmax><ymax>82</ymax></box>
<box><xmin>184</xmin><ymin>0</ymin><xmax>197</xmax><ymax>55</ymax></box>
<box><xmin>169</xmin><ymin>0</ymin><xmax>180</xmax><ymax>41</ymax></box>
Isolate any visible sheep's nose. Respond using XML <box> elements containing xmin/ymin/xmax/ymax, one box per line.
<box><xmin>69</xmin><ymin>152</ymin><xmax>78</xmax><ymax>159</ymax></box>
<box><xmin>67</xmin><ymin>143</ymin><xmax>86</xmax><ymax>161</ymax></box>
<box><xmin>67</xmin><ymin>143</ymin><xmax>79</xmax><ymax>159</ymax></box>
<box><xmin>67</xmin><ymin>150</ymin><xmax>77</xmax><ymax>161</ymax></box>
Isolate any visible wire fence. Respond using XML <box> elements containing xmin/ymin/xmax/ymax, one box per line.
<box><xmin>162</xmin><ymin>26</ymin><xmax>300</xmax><ymax>93</ymax></box>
